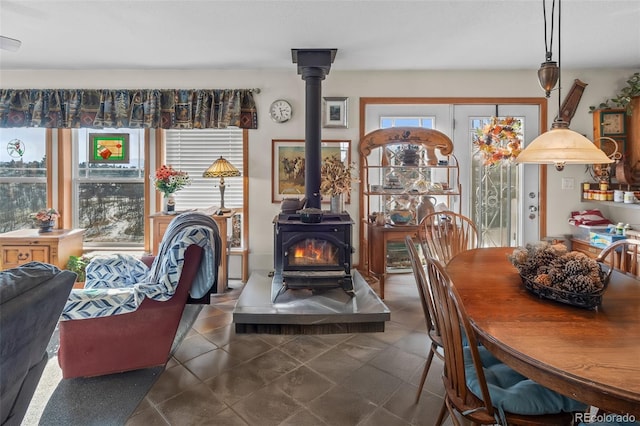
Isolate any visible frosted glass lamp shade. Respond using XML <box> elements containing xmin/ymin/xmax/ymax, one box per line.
<box><xmin>516</xmin><ymin>121</ymin><xmax>614</xmax><ymax>171</ymax></box>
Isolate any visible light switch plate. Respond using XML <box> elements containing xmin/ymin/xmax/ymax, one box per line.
<box><xmin>561</xmin><ymin>177</ymin><xmax>575</xmax><ymax>190</ymax></box>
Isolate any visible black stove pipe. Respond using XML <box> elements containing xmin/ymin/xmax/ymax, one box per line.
<box><xmin>292</xmin><ymin>49</ymin><xmax>337</xmax><ymax>210</ymax></box>
<box><xmin>302</xmin><ymin>69</ymin><xmax>323</xmax><ymax>209</ymax></box>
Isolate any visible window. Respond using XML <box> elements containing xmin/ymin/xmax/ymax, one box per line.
<box><xmin>380</xmin><ymin>117</ymin><xmax>434</xmax><ymax>128</ymax></box>
<box><xmin>164</xmin><ymin>128</ymin><xmax>245</xmax><ymax>247</ymax></box>
<box><xmin>0</xmin><ymin>128</ymin><xmax>48</xmax><ymax>232</ymax></box>
<box><xmin>74</xmin><ymin>129</ymin><xmax>146</xmax><ymax>246</ymax></box>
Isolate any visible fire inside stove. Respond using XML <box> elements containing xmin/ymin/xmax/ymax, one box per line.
<box><xmin>290</xmin><ymin>238</ymin><xmax>339</xmax><ymax>266</ymax></box>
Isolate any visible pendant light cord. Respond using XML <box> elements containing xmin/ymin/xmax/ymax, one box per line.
<box><xmin>543</xmin><ymin>0</ymin><xmax>555</xmax><ymax>62</ymax></box>
<box><xmin>557</xmin><ymin>0</ymin><xmax>562</xmax><ymax>119</ymax></box>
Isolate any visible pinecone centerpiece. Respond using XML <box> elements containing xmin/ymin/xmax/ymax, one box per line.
<box><xmin>508</xmin><ymin>242</ymin><xmax>611</xmax><ymax>309</ymax></box>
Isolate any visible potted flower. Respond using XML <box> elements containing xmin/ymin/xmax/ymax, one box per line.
<box><xmin>31</xmin><ymin>208</ymin><xmax>60</xmax><ymax>233</ymax></box>
<box><xmin>152</xmin><ymin>165</ymin><xmax>191</xmax><ymax>213</ymax></box>
<box><xmin>320</xmin><ymin>156</ymin><xmax>358</xmax><ymax>213</ymax></box>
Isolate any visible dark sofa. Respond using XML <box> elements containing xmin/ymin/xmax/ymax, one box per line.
<box><xmin>0</xmin><ymin>262</ymin><xmax>76</xmax><ymax>426</ymax></box>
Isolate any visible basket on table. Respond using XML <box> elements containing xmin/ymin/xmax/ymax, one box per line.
<box><xmin>509</xmin><ymin>242</ymin><xmax>612</xmax><ymax>310</ymax></box>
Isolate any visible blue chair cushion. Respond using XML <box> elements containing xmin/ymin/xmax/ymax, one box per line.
<box><xmin>465</xmin><ymin>346</ymin><xmax>588</xmax><ymax>421</ymax></box>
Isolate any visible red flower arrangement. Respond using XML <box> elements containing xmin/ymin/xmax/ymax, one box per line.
<box><xmin>152</xmin><ymin>165</ymin><xmax>191</xmax><ymax>197</ymax></box>
<box><xmin>473</xmin><ymin>116</ymin><xmax>523</xmax><ymax>166</ymax></box>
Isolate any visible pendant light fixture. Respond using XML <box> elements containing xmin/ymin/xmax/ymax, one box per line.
<box><xmin>517</xmin><ymin>0</ymin><xmax>613</xmax><ymax>171</ymax></box>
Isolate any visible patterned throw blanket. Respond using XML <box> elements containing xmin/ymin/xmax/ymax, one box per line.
<box><xmin>61</xmin><ymin>211</ymin><xmax>221</xmax><ymax>321</ymax></box>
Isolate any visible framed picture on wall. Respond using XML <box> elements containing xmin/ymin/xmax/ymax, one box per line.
<box><xmin>89</xmin><ymin>133</ymin><xmax>129</xmax><ymax>163</ymax></box>
<box><xmin>271</xmin><ymin>139</ymin><xmax>351</xmax><ymax>203</ymax></box>
<box><xmin>322</xmin><ymin>97</ymin><xmax>348</xmax><ymax>128</ymax></box>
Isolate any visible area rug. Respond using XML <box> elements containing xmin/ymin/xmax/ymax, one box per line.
<box><xmin>23</xmin><ymin>304</ymin><xmax>203</xmax><ymax>426</ymax></box>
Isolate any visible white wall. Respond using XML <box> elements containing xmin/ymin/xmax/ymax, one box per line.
<box><xmin>1</xmin><ymin>67</ymin><xmax>637</xmax><ymax>270</ymax></box>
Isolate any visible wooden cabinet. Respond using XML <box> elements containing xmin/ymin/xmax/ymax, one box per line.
<box><xmin>592</xmin><ymin>102</ymin><xmax>640</xmax><ymax>186</ymax></box>
<box><xmin>358</xmin><ymin>127</ymin><xmax>459</xmax><ymax>298</ymax></box>
<box><xmin>367</xmin><ymin>224</ymin><xmax>419</xmax><ymax>299</ymax></box>
<box><xmin>571</xmin><ymin>230</ymin><xmax>640</xmax><ymax>260</ymax></box>
<box><xmin>570</xmin><ymin>238</ymin><xmax>601</xmax><ymax>259</ymax></box>
<box><xmin>0</xmin><ymin>228</ymin><xmax>85</xmax><ymax>270</ymax></box>
<box><xmin>628</xmin><ymin>97</ymin><xmax>640</xmax><ymax>173</ymax></box>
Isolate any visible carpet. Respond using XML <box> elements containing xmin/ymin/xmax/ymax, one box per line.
<box><xmin>23</xmin><ymin>304</ymin><xmax>203</xmax><ymax>426</ymax></box>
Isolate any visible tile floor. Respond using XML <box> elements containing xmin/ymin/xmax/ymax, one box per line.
<box><xmin>126</xmin><ymin>273</ymin><xmax>452</xmax><ymax>426</ymax></box>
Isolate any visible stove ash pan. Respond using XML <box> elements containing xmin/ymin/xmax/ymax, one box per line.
<box><xmin>273</xmin><ymin>213</ymin><xmax>355</xmax><ymax>300</ymax></box>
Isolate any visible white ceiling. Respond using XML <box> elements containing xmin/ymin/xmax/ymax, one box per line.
<box><xmin>0</xmin><ymin>0</ymin><xmax>639</xmax><ymax>72</ymax></box>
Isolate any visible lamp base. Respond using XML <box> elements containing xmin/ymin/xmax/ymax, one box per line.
<box><xmin>216</xmin><ymin>207</ymin><xmax>232</xmax><ymax>215</ymax></box>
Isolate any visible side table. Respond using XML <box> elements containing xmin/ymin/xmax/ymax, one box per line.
<box><xmin>0</xmin><ymin>228</ymin><xmax>85</xmax><ymax>270</ymax></box>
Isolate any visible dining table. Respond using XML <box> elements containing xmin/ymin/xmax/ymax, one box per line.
<box><xmin>446</xmin><ymin>247</ymin><xmax>640</xmax><ymax>417</ymax></box>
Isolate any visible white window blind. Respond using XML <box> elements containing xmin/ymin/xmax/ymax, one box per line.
<box><xmin>164</xmin><ymin>128</ymin><xmax>244</xmax><ymax>211</ymax></box>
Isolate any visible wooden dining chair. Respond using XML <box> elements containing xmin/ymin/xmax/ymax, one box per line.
<box><xmin>417</xmin><ymin>211</ymin><xmax>479</xmax><ymax>265</ymax></box>
<box><xmin>596</xmin><ymin>239</ymin><xmax>640</xmax><ymax>278</ymax></box>
<box><xmin>405</xmin><ymin>235</ymin><xmax>444</xmax><ymax>404</ymax></box>
<box><xmin>423</xmin><ymin>256</ymin><xmax>588</xmax><ymax>426</ymax></box>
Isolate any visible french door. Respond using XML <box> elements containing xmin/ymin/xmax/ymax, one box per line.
<box><xmin>453</xmin><ymin>105</ymin><xmax>540</xmax><ymax>246</ymax></box>
<box><xmin>364</xmin><ymin>101</ymin><xmax>542</xmax><ymax>247</ymax></box>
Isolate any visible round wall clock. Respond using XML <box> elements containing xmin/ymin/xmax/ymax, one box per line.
<box><xmin>269</xmin><ymin>99</ymin><xmax>292</xmax><ymax>123</ymax></box>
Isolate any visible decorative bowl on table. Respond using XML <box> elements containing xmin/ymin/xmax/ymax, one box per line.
<box><xmin>519</xmin><ymin>265</ymin><xmax>611</xmax><ymax>310</ymax></box>
<box><xmin>389</xmin><ymin>209</ymin><xmax>414</xmax><ymax>226</ymax></box>
<box><xmin>509</xmin><ymin>242</ymin><xmax>612</xmax><ymax>310</ymax></box>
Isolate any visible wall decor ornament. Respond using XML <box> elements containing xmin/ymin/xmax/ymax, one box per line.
<box><xmin>322</xmin><ymin>97</ymin><xmax>348</xmax><ymax>128</ymax></box>
<box><xmin>89</xmin><ymin>133</ymin><xmax>129</xmax><ymax>163</ymax></box>
<box><xmin>473</xmin><ymin>116</ymin><xmax>523</xmax><ymax>166</ymax></box>
<box><xmin>7</xmin><ymin>139</ymin><xmax>25</xmax><ymax>158</ymax></box>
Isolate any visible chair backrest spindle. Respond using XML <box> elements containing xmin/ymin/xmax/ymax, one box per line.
<box><xmin>405</xmin><ymin>236</ymin><xmax>440</xmax><ymax>339</ymax></box>
<box><xmin>596</xmin><ymin>239</ymin><xmax>640</xmax><ymax>278</ymax></box>
<box><xmin>418</xmin><ymin>212</ymin><xmax>479</xmax><ymax>265</ymax></box>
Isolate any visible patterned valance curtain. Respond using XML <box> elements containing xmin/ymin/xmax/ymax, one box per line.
<box><xmin>0</xmin><ymin>89</ymin><xmax>258</xmax><ymax>129</ymax></box>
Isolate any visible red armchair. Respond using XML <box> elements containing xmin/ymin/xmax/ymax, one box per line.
<box><xmin>57</xmin><ymin>245</ymin><xmax>203</xmax><ymax>379</ymax></box>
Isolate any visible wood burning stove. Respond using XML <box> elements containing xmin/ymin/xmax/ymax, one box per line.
<box><xmin>272</xmin><ymin>212</ymin><xmax>354</xmax><ymax>302</ymax></box>
<box><xmin>271</xmin><ymin>49</ymin><xmax>354</xmax><ymax>302</ymax></box>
